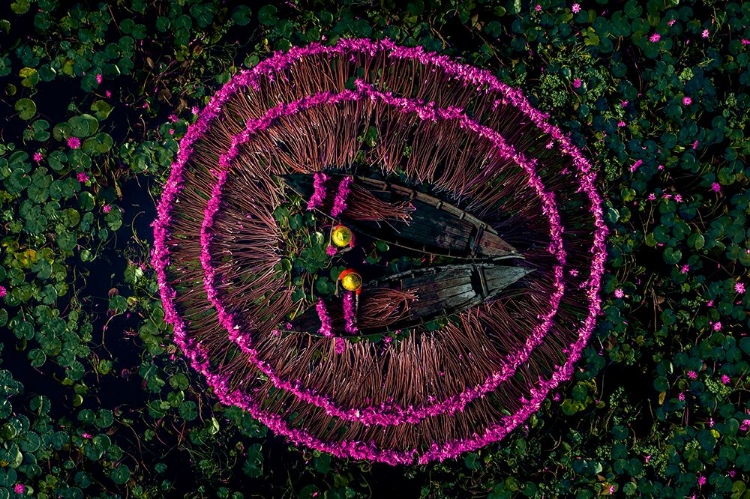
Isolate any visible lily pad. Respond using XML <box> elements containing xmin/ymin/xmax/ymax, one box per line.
<box><xmin>15</xmin><ymin>98</ymin><xmax>36</xmax><ymax>120</ymax></box>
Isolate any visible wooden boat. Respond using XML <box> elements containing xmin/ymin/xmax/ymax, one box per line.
<box><xmin>281</xmin><ymin>174</ymin><xmax>521</xmax><ymax>260</ymax></box>
<box><xmin>287</xmin><ymin>263</ymin><xmax>533</xmax><ymax>337</ymax></box>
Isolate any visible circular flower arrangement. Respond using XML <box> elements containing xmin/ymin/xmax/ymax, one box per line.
<box><xmin>152</xmin><ymin>39</ymin><xmax>607</xmax><ymax>465</ymax></box>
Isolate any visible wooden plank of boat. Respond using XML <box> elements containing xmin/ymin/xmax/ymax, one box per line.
<box><xmin>284</xmin><ymin>263</ymin><xmax>532</xmax><ymax>337</ymax></box>
<box><xmin>280</xmin><ymin>173</ymin><xmax>521</xmax><ymax>260</ymax></box>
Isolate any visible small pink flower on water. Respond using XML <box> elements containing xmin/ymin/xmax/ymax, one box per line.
<box><xmin>103</xmin><ymin>205</ymin><xmax>112</xmax><ymax>214</ymax></box>
<box><xmin>326</xmin><ymin>245</ymin><xmax>337</xmax><ymax>256</ymax></box>
<box><xmin>650</xmin><ymin>33</ymin><xmax>661</xmax><ymax>43</ymax></box>
<box><xmin>687</xmin><ymin>370</ymin><xmax>697</xmax><ymax>379</ymax></box>
<box><xmin>668</xmin><ymin>19</ymin><xmax>676</xmax><ymax>26</ymax></box>
<box><xmin>735</xmin><ymin>282</ymin><xmax>745</xmax><ymax>294</ymax></box>
<box><xmin>630</xmin><ymin>159</ymin><xmax>643</xmax><ymax>172</ymax></box>
<box><xmin>730</xmin><ymin>470</ymin><xmax>736</xmax><ymax>478</ymax></box>
<box><xmin>33</xmin><ymin>152</ymin><xmax>43</xmax><ymax>162</ymax></box>
<box><xmin>711</xmin><ymin>182</ymin><xmax>721</xmax><ymax>192</ymax></box>
<box><xmin>617</xmin><ymin>121</ymin><xmax>626</xmax><ymax>127</ymax></box>
<box><xmin>169</xmin><ymin>113</ymin><xmax>179</xmax><ymax>122</ymax></box>
<box><xmin>713</xmin><ymin>321</ymin><xmax>722</xmax><ymax>331</ymax></box>
<box><xmin>658</xmin><ymin>164</ymin><xmax>664</xmax><ymax>170</ymax></box>
<box><xmin>96</xmin><ymin>74</ymin><xmax>103</xmax><ymax>84</ymax></box>
<box><xmin>573</xmin><ymin>78</ymin><xmax>582</xmax><ymax>88</ymax></box>
<box><xmin>648</xmin><ymin>193</ymin><xmax>656</xmax><ymax>201</ymax></box>
<box><xmin>721</xmin><ymin>374</ymin><xmax>731</xmax><ymax>384</ymax></box>
<box><xmin>105</xmin><ymin>90</ymin><xmax>112</xmax><ymax>98</ymax></box>
<box><xmin>13</xmin><ymin>484</ymin><xmax>24</xmax><ymax>494</ymax></box>
<box><xmin>702</xmin><ymin>29</ymin><xmax>709</xmax><ymax>38</ymax></box>
<box><xmin>678</xmin><ymin>392</ymin><xmax>685</xmax><ymax>401</ymax></box>
<box><xmin>644</xmin><ymin>455</ymin><xmax>652</xmax><ymax>463</ymax></box>
<box><xmin>709</xmin><ymin>417</ymin><xmax>714</xmax><ymax>427</ymax></box>
<box><xmin>743</xmin><ymin>39</ymin><xmax>750</xmax><ymax>45</ymax></box>
<box><xmin>77</xmin><ymin>172</ymin><xmax>90</xmax><ymax>183</ymax></box>
<box><xmin>697</xmin><ymin>475</ymin><xmax>706</xmax><ymax>486</ymax></box>
<box><xmin>680</xmin><ymin>264</ymin><xmax>689</xmax><ymax>274</ymax></box>
<box><xmin>67</xmin><ymin>136</ymin><xmax>81</xmax><ymax>149</ymax></box>
<box><xmin>706</xmin><ymin>300</ymin><xmax>714</xmax><ymax>307</ymax></box>
<box><xmin>621</xmin><ymin>100</ymin><xmax>628</xmax><ymax>107</ymax></box>
<box><xmin>683</xmin><ymin>96</ymin><xmax>692</xmax><ymax>105</ymax></box>
<box><xmin>692</xmin><ymin>140</ymin><xmax>699</xmax><ymax>150</ymax></box>
<box><xmin>0</xmin><ymin>286</ymin><xmax>6</xmax><ymax>298</ymax></box>
<box><xmin>571</xmin><ymin>3</ymin><xmax>581</xmax><ymax>13</ymax></box>
<box><xmin>192</xmin><ymin>106</ymin><xmax>200</xmax><ymax>115</ymax></box>
<box><xmin>82</xmin><ymin>433</ymin><xmax>92</xmax><ymax>439</ymax></box>
<box><xmin>614</xmin><ymin>289</ymin><xmax>624</xmax><ymax>299</ymax></box>
<box><xmin>674</xmin><ymin>194</ymin><xmax>683</xmax><ymax>202</ymax></box>
<box><xmin>535</xmin><ymin>4</ymin><xmax>541</xmax><ymax>11</ymax></box>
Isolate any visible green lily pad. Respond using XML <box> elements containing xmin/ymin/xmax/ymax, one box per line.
<box><xmin>27</xmin><ymin>349</ymin><xmax>46</xmax><ymax>368</ymax></box>
<box><xmin>15</xmin><ymin>98</ymin><xmax>36</xmax><ymax>120</ymax></box>
<box><xmin>56</xmin><ymin>231</ymin><xmax>77</xmax><ymax>252</ymax></box>
<box><xmin>68</xmin><ymin>114</ymin><xmax>99</xmax><ymax>138</ymax></box>
<box><xmin>110</xmin><ymin>463</ymin><xmax>131</xmax><ymax>485</ymax></box>
<box><xmin>90</xmin><ymin>100</ymin><xmax>112</xmax><ymax>120</ymax></box>
<box><xmin>179</xmin><ymin>401</ymin><xmax>198</xmax><ymax>421</ymax></box>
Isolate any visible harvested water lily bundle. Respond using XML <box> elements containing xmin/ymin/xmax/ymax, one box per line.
<box><xmin>152</xmin><ymin>38</ymin><xmax>607</xmax><ymax>465</ymax></box>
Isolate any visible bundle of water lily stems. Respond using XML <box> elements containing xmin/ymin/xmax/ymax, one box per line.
<box><xmin>153</xmin><ymin>39</ymin><xmax>607</xmax><ymax>465</ymax></box>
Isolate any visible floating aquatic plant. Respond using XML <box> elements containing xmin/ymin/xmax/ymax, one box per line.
<box><xmin>152</xmin><ymin>38</ymin><xmax>607</xmax><ymax>464</ymax></box>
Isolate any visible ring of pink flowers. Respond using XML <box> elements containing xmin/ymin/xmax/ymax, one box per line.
<box><xmin>153</xmin><ymin>38</ymin><xmax>608</xmax><ymax>463</ymax></box>
<box><xmin>201</xmin><ymin>83</ymin><xmax>566</xmax><ymax>425</ymax></box>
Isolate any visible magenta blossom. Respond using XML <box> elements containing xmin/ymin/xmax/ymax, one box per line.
<box><xmin>721</xmin><ymin>374</ymin><xmax>731</xmax><ymax>385</ymax></box>
<box><xmin>735</xmin><ymin>282</ymin><xmax>745</xmax><ymax>294</ymax></box>
<box><xmin>330</xmin><ymin>176</ymin><xmax>353</xmax><ymax>217</ymax></box>
<box><xmin>680</xmin><ymin>264</ymin><xmax>689</xmax><ymax>274</ymax></box>
<box><xmin>96</xmin><ymin>74</ymin><xmax>103</xmax><ymax>84</ymax></box>
<box><xmin>67</xmin><ymin>136</ymin><xmax>81</xmax><ymax>149</ymax></box>
<box><xmin>571</xmin><ymin>3</ymin><xmax>581</xmax><ymax>13</ymax></box>
<box><xmin>614</xmin><ymin>289</ymin><xmax>624</xmax><ymax>299</ymax></box>
<box><xmin>572</xmin><ymin>78</ymin><xmax>582</xmax><ymax>88</ymax></box>
<box><xmin>315</xmin><ymin>298</ymin><xmax>334</xmax><ymax>337</ymax></box>
<box><xmin>103</xmin><ymin>205</ymin><xmax>112</xmax><ymax>214</ymax></box>
<box><xmin>0</xmin><ymin>286</ymin><xmax>6</xmax><ymax>298</ymax></box>
<box><xmin>535</xmin><ymin>4</ymin><xmax>541</xmax><ymax>11</ymax></box>
<box><xmin>77</xmin><ymin>172</ymin><xmax>90</xmax><ymax>183</ymax></box>
<box><xmin>13</xmin><ymin>484</ymin><xmax>25</xmax><ymax>494</ymax></box>
<box><xmin>687</xmin><ymin>370</ymin><xmax>697</xmax><ymax>380</ymax></box>
<box><xmin>713</xmin><ymin>321</ymin><xmax>722</xmax><ymax>331</ymax></box>
<box><xmin>702</xmin><ymin>29</ymin><xmax>709</xmax><ymax>38</ymax></box>
<box><xmin>307</xmin><ymin>171</ymin><xmax>329</xmax><ymax>211</ymax></box>
<box><xmin>343</xmin><ymin>292</ymin><xmax>358</xmax><ymax>334</ymax></box>
<box><xmin>711</xmin><ymin>182</ymin><xmax>721</xmax><ymax>192</ymax></box>
<box><xmin>682</xmin><ymin>96</ymin><xmax>692</xmax><ymax>106</ymax></box>
<box><xmin>33</xmin><ymin>152</ymin><xmax>43</xmax><ymax>162</ymax></box>
<box><xmin>650</xmin><ymin>33</ymin><xmax>661</xmax><ymax>43</ymax></box>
